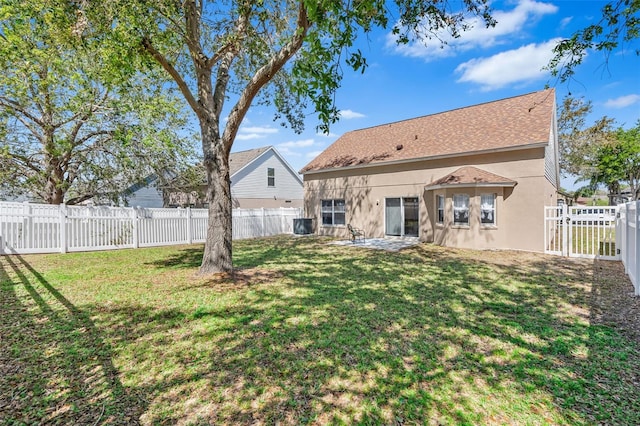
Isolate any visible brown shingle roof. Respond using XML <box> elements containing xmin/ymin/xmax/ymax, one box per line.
<box><xmin>301</xmin><ymin>89</ymin><xmax>555</xmax><ymax>173</ymax></box>
<box><xmin>424</xmin><ymin>166</ymin><xmax>517</xmax><ymax>189</ymax></box>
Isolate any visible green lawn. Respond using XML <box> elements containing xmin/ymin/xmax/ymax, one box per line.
<box><xmin>548</xmin><ymin>224</ymin><xmax>617</xmax><ymax>256</ymax></box>
<box><xmin>1</xmin><ymin>237</ymin><xmax>638</xmax><ymax>425</ymax></box>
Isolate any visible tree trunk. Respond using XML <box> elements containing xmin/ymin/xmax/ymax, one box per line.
<box><xmin>199</xmin><ymin>120</ymin><xmax>233</xmax><ymax>275</ymax></box>
<box><xmin>43</xmin><ymin>157</ymin><xmax>65</xmax><ymax>205</ymax></box>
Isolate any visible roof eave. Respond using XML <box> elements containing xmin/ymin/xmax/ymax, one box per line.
<box><xmin>424</xmin><ymin>181</ymin><xmax>517</xmax><ymax>191</ymax></box>
<box><xmin>301</xmin><ymin>142</ymin><xmax>549</xmax><ymax>176</ymax></box>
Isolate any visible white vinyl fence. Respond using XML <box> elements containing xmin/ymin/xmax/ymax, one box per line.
<box><xmin>619</xmin><ymin>201</ymin><xmax>639</xmax><ymax>295</ymax></box>
<box><xmin>544</xmin><ymin>205</ymin><xmax>619</xmax><ymax>260</ymax></box>
<box><xmin>545</xmin><ymin>201</ymin><xmax>639</xmax><ymax>296</ymax></box>
<box><xmin>0</xmin><ymin>202</ymin><xmax>302</xmax><ymax>255</ymax></box>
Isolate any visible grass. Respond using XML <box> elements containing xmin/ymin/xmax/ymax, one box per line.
<box><xmin>548</xmin><ymin>224</ymin><xmax>617</xmax><ymax>256</ymax></box>
<box><xmin>1</xmin><ymin>236</ymin><xmax>639</xmax><ymax>425</ymax></box>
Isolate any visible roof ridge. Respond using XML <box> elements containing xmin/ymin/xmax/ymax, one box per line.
<box><xmin>230</xmin><ymin>145</ymin><xmax>271</xmax><ymax>155</ymax></box>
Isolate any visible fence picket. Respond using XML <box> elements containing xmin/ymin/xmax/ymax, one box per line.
<box><xmin>0</xmin><ymin>202</ymin><xmax>303</xmax><ymax>255</ymax></box>
<box><xmin>620</xmin><ymin>201</ymin><xmax>639</xmax><ymax>295</ymax></box>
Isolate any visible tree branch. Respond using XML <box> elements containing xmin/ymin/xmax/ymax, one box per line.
<box><xmin>65</xmin><ymin>193</ymin><xmax>95</xmax><ymax>205</ymax></box>
<box><xmin>223</xmin><ymin>1</ymin><xmax>310</xmax><ymax>147</ymax></box>
<box><xmin>141</xmin><ymin>37</ymin><xmax>202</xmax><ymax>117</ymax></box>
<box><xmin>5</xmin><ymin>151</ymin><xmax>42</xmax><ymax>173</ymax></box>
<box><xmin>0</xmin><ymin>96</ymin><xmax>45</xmax><ymax>127</ymax></box>
<box><xmin>13</xmin><ymin>114</ymin><xmax>45</xmax><ymax>145</ymax></box>
<box><xmin>211</xmin><ymin>4</ymin><xmax>251</xmax><ymax>121</ymax></box>
<box><xmin>205</xmin><ymin>42</ymin><xmax>238</xmax><ymax>70</ymax></box>
<box><xmin>74</xmin><ymin>130</ymin><xmax>115</xmax><ymax>148</ymax></box>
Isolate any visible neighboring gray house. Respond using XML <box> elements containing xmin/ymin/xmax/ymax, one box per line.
<box><xmin>122</xmin><ymin>175</ymin><xmax>165</xmax><ymax>208</ymax></box>
<box><xmin>125</xmin><ymin>146</ymin><xmax>304</xmax><ymax>208</ymax></box>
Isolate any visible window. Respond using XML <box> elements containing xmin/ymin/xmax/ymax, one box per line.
<box><xmin>267</xmin><ymin>168</ymin><xmax>275</xmax><ymax>187</ymax></box>
<box><xmin>321</xmin><ymin>199</ymin><xmax>345</xmax><ymax>226</ymax></box>
<box><xmin>436</xmin><ymin>195</ymin><xmax>444</xmax><ymax>224</ymax></box>
<box><xmin>480</xmin><ymin>193</ymin><xmax>496</xmax><ymax>225</ymax></box>
<box><xmin>453</xmin><ymin>194</ymin><xmax>469</xmax><ymax>225</ymax></box>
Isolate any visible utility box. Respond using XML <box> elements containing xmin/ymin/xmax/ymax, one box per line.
<box><xmin>293</xmin><ymin>218</ymin><xmax>314</xmax><ymax>235</ymax></box>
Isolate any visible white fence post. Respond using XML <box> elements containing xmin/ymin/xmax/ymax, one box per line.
<box><xmin>562</xmin><ymin>204</ymin><xmax>568</xmax><ymax>256</ymax></box>
<box><xmin>186</xmin><ymin>207</ymin><xmax>193</xmax><ymax>244</ymax></box>
<box><xmin>23</xmin><ymin>202</ymin><xmax>33</xmax><ymax>249</ymax></box>
<box><xmin>627</xmin><ymin>201</ymin><xmax>640</xmax><ymax>296</ymax></box>
<box><xmin>132</xmin><ymin>207</ymin><xmax>140</xmax><ymax>249</ymax></box>
<box><xmin>624</xmin><ymin>203</ymin><xmax>632</xmax><ymax>274</ymax></box>
<box><xmin>59</xmin><ymin>204</ymin><xmax>67</xmax><ymax>253</ymax></box>
<box><xmin>0</xmin><ymin>202</ymin><xmax>299</xmax><ymax>255</ymax></box>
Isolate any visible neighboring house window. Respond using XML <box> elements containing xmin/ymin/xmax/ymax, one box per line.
<box><xmin>267</xmin><ymin>168</ymin><xmax>275</xmax><ymax>187</ymax></box>
<box><xmin>321</xmin><ymin>199</ymin><xmax>345</xmax><ymax>226</ymax></box>
<box><xmin>453</xmin><ymin>194</ymin><xmax>469</xmax><ymax>225</ymax></box>
<box><xmin>480</xmin><ymin>193</ymin><xmax>496</xmax><ymax>226</ymax></box>
<box><xmin>436</xmin><ymin>195</ymin><xmax>444</xmax><ymax>224</ymax></box>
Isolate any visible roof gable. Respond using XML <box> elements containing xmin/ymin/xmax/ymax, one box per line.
<box><xmin>301</xmin><ymin>89</ymin><xmax>555</xmax><ymax>174</ymax></box>
<box><xmin>171</xmin><ymin>146</ymin><xmax>302</xmax><ymax>187</ymax></box>
<box><xmin>425</xmin><ymin>166</ymin><xmax>517</xmax><ymax>190</ymax></box>
<box><xmin>229</xmin><ymin>146</ymin><xmax>271</xmax><ymax>176</ymax></box>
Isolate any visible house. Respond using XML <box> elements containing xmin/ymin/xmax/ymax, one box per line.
<box><xmin>121</xmin><ymin>175</ymin><xmax>166</xmax><ymax>208</ymax></box>
<box><xmin>300</xmin><ymin>89</ymin><xmax>560</xmax><ymax>252</ymax></box>
<box><xmin>125</xmin><ymin>146</ymin><xmax>304</xmax><ymax>209</ymax></box>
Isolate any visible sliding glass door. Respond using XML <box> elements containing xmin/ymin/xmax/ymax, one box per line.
<box><xmin>385</xmin><ymin>197</ymin><xmax>419</xmax><ymax>237</ymax></box>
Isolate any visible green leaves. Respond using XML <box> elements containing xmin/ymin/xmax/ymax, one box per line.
<box><xmin>0</xmin><ymin>0</ymin><xmax>196</xmax><ymax>204</ymax></box>
<box><xmin>592</xmin><ymin>122</ymin><xmax>640</xmax><ymax>200</ymax></box>
<box><xmin>547</xmin><ymin>0</ymin><xmax>640</xmax><ymax>82</ymax></box>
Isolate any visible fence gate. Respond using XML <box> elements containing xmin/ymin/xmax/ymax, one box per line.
<box><xmin>545</xmin><ymin>205</ymin><xmax>620</xmax><ymax>260</ymax></box>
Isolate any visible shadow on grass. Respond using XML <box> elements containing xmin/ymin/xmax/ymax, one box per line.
<box><xmin>3</xmin><ymin>237</ymin><xmax>639</xmax><ymax>424</ymax></box>
<box><xmin>0</xmin><ymin>254</ymin><xmax>148</xmax><ymax>425</ymax></box>
<box><xmin>107</xmin><ymin>237</ymin><xmax>640</xmax><ymax>423</ymax></box>
<box><xmin>138</xmin><ymin>237</ymin><xmax>640</xmax><ymax>424</ymax></box>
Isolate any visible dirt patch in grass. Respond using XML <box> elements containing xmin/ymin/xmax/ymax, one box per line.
<box><xmin>591</xmin><ymin>259</ymin><xmax>640</xmax><ymax>342</ymax></box>
<box><xmin>201</xmin><ymin>267</ymin><xmax>285</xmax><ymax>291</ymax></box>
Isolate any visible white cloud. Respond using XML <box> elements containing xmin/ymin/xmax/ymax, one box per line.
<box><xmin>236</xmin><ymin>125</ymin><xmax>278</xmax><ymax>141</ymax></box>
<box><xmin>455</xmin><ymin>39</ymin><xmax>561</xmax><ymax>91</ymax></box>
<box><xmin>559</xmin><ymin>16</ymin><xmax>572</xmax><ymax>30</ymax></box>
<box><xmin>306</xmin><ymin>150</ymin><xmax>324</xmax><ymax>158</ymax></box>
<box><xmin>388</xmin><ymin>0</ymin><xmax>558</xmax><ymax>60</ymax></box>
<box><xmin>317</xmin><ymin>131</ymin><xmax>338</xmax><ymax>138</ymax></box>
<box><xmin>278</xmin><ymin>139</ymin><xmax>315</xmax><ymax>149</ymax></box>
<box><xmin>235</xmin><ymin>133</ymin><xmax>263</xmax><ymax>141</ymax></box>
<box><xmin>240</xmin><ymin>126</ymin><xmax>278</xmax><ymax>134</ymax></box>
<box><xmin>604</xmin><ymin>94</ymin><xmax>640</xmax><ymax>109</ymax></box>
<box><xmin>339</xmin><ymin>109</ymin><xmax>366</xmax><ymax>119</ymax></box>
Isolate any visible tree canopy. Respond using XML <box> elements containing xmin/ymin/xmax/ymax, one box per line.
<box><xmin>593</xmin><ymin>123</ymin><xmax>640</xmax><ymax>201</ymax></box>
<box><xmin>548</xmin><ymin>0</ymin><xmax>640</xmax><ymax>81</ymax></box>
<box><xmin>74</xmin><ymin>0</ymin><xmax>497</xmax><ymax>274</ymax></box>
<box><xmin>558</xmin><ymin>95</ymin><xmax>640</xmax><ymax>203</ymax></box>
<box><xmin>0</xmin><ymin>0</ymin><xmax>196</xmax><ymax>204</ymax></box>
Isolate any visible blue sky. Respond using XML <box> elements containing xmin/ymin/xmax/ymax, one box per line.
<box><xmin>229</xmin><ymin>0</ymin><xmax>640</xmax><ymax>190</ymax></box>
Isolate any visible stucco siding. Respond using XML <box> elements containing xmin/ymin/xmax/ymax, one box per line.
<box><xmin>304</xmin><ymin>148</ymin><xmax>551</xmax><ymax>252</ymax></box>
<box><xmin>231</xmin><ymin>150</ymin><xmax>303</xmax><ymax>204</ymax></box>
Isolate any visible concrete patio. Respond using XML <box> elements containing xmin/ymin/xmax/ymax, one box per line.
<box><xmin>330</xmin><ymin>237</ymin><xmax>421</xmax><ymax>252</ymax></box>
